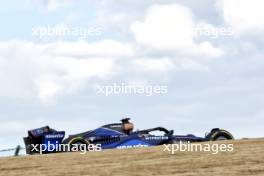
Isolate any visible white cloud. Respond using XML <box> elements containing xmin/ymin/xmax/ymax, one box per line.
<box><xmin>196</xmin><ymin>41</ymin><xmax>223</xmax><ymax>58</ymax></box>
<box><xmin>0</xmin><ymin>3</ymin><xmax>231</xmax><ymax>106</ymax></box>
<box><xmin>42</xmin><ymin>0</ymin><xmax>73</xmax><ymax>10</ymax></box>
<box><xmin>217</xmin><ymin>0</ymin><xmax>264</xmax><ymax>34</ymax></box>
<box><xmin>36</xmin><ymin>80</ymin><xmax>62</xmax><ymax>104</ymax></box>
<box><xmin>132</xmin><ymin>58</ymin><xmax>175</xmax><ymax>72</ymax></box>
<box><xmin>132</xmin><ymin>57</ymin><xmax>209</xmax><ymax>73</ymax></box>
<box><xmin>46</xmin><ymin>40</ymin><xmax>133</xmax><ymax>58</ymax></box>
<box><xmin>131</xmin><ymin>4</ymin><xmax>194</xmax><ymax>50</ymax></box>
<box><xmin>0</xmin><ymin>36</ymin><xmax>215</xmax><ymax>105</ymax></box>
<box><xmin>0</xmin><ymin>40</ymin><xmax>119</xmax><ymax>104</ymax></box>
<box><xmin>131</xmin><ymin>4</ymin><xmax>223</xmax><ymax>57</ymax></box>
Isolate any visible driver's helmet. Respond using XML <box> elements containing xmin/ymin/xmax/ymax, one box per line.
<box><xmin>121</xmin><ymin>118</ymin><xmax>134</xmax><ymax>134</ymax></box>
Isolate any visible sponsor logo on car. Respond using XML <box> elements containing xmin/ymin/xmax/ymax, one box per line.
<box><xmin>117</xmin><ymin>144</ymin><xmax>149</xmax><ymax>149</ymax></box>
<box><xmin>145</xmin><ymin>136</ymin><xmax>169</xmax><ymax>140</ymax></box>
<box><xmin>45</xmin><ymin>134</ymin><xmax>64</xmax><ymax>139</ymax></box>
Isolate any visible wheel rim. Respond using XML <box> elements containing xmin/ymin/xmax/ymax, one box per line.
<box><xmin>215</xmin><ymin>136</ymin><xmax>228</xmax><ymax>140</ymax></box>
<box><xmin>71</xmin><ymin>141</ymin><xmax>87</xmax><ymax>151</ymax></box>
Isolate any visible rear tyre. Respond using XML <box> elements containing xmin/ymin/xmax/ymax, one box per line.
<box><xmin>207</xmin><ymin>129</ymin><xmax>234</xmax><ymax>141</ymax></box>
<box><xmin>67</xmin><ymin>137</ymin><xmax>90</xmax><ymax>152</ymax></box>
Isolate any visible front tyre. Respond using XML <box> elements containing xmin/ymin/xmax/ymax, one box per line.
<box><xmin>207</xmin><ymin>128</ymin><xmax>234</xmax><ymax>141</ymax></box>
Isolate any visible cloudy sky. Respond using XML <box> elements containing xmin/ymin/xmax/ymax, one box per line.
<box><xmin>0</xmin><ymin>0</ymin><xmax>264</xmax><ymax>150</ymax></box>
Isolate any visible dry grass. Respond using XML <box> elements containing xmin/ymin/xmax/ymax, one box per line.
<box><xmin>0</xmin><ymin>139</ymin><xmax>264</xmax><ymax>176</ymax></box>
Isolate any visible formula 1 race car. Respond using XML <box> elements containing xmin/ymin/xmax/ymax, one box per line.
<box><xmin>24</xmin><ymin>118</ymin><xmax>234</xmax><ymax>154</ymax></box>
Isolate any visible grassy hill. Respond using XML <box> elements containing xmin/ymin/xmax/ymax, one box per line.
<box><xmin>0</xmin><ymin>139</ymin><xmax>264</xmax><ymax>176</ymax></box>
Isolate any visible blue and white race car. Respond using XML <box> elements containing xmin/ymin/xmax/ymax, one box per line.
<box><xmin>24</xmin><ymin>118</ymin><xmax>234</xmax><ymax>154</ymax></box>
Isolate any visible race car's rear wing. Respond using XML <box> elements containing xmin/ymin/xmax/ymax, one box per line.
<box><xmin>24</xmin><ymin>126</ymin><xmax>65</xmax><ymax>154</ymax></box>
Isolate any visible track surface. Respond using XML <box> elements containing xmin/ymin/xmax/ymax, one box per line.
<box><xmin>0</xmin><ymin>139</ymin><xmax>264</xmax><ymax>176</ymax></box>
